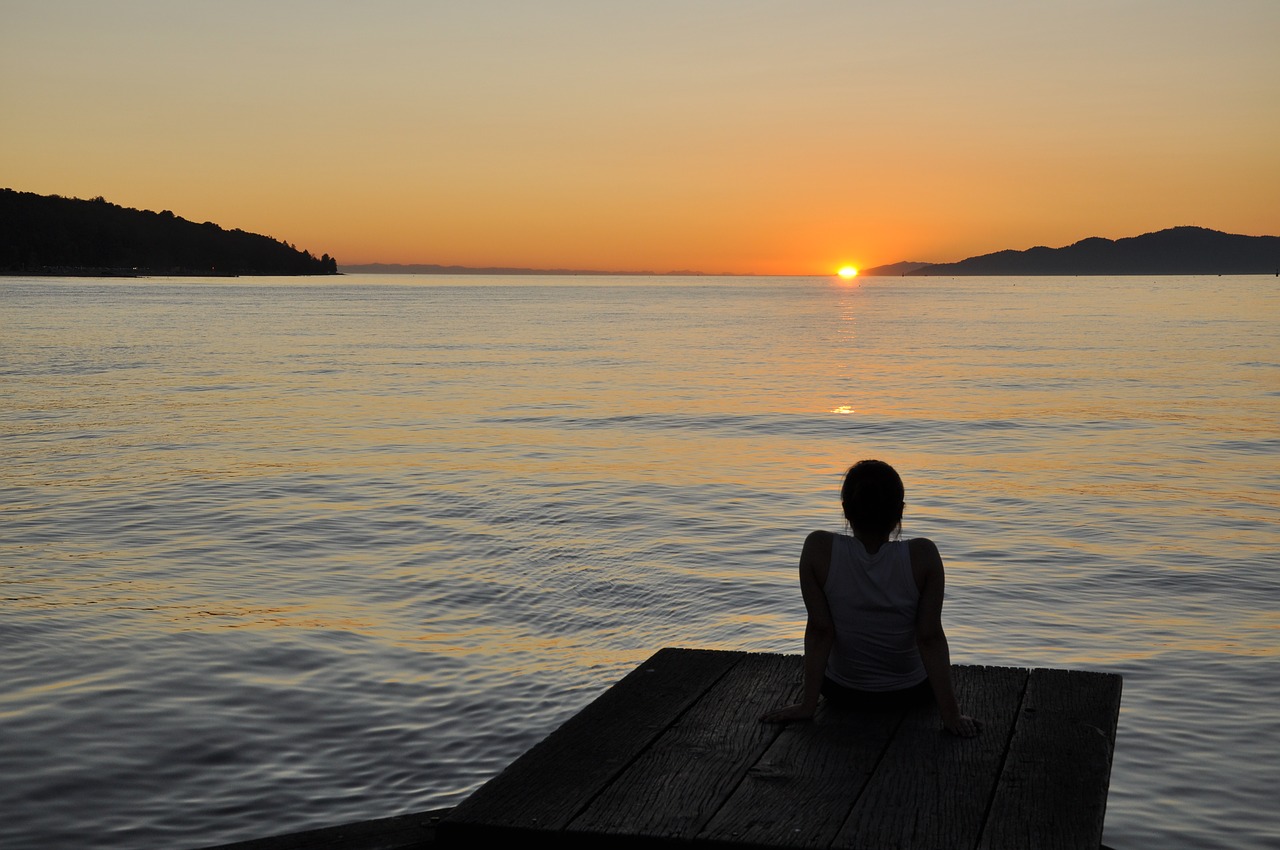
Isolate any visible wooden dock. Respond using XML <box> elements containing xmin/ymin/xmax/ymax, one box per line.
<box><xmin>438</xmin><ymin>648</ymin><xmax>1122</xmax><ymax>850</ymax></box>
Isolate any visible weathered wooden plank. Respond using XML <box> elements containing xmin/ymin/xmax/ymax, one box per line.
<box><xmin>977</xmin><ymin>667</ymin><xmax>1122</xmax><ymax>850</ymax></box>
<box><xmin>697</xmin><ymin>691</ymin><xmax>902</xmax><ymax>848</ymax></box>
<box><xmin>438</xmin><ymin>653</ymin><xmax>1121</xmax><ymax>850</ymax></box>
<box><xmin>831</xmin><ymin>665</ymin><xmax>1029</xmax><ymax>850</ymax></box>
<box><xmin>438</xmin><ymin>647</ymin><xmax>743</xmax><ymax>843</ymax></box>
<box><xmin>566</xmin><ymin>652</ymin><xmax>801</xmax><ymax>842</ymax></box>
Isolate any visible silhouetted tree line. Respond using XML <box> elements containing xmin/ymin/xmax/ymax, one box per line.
<box><xmin>0</xmin><ymin>189</ymin><xmax>338</xmax><ymax>275</ymax></box>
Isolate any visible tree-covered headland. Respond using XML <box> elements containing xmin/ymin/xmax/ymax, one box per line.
<box><xmin>1</xmin><ymin>189</ymin><xmax>338</xmax><ymax>276</ymax></box>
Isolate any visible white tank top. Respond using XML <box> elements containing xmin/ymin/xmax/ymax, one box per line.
<box><xmin>823</xmin><ymin>535</ymin><xmax>927</xmax><ymax>691</ymax></box>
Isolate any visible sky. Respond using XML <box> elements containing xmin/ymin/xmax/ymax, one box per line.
<box><xmin>3</xmin><ymin>1</ymin><xmax>1278</xmax><ymax>274</ymax></box>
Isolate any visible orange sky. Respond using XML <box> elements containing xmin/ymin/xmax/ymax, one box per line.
<box><xmin>3</xmin><ymin>1</ymin><xmax>1278</xmax><ymax>274</ymax></box>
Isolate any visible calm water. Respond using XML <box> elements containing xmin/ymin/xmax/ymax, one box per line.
<box><xmin>2</xmin><ymin>274</ymin><xmax>1277</xmax><ymax>849</ymax></box>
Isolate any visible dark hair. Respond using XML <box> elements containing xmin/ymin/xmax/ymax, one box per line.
<box><xmin>840</xmin><ymin>459</ymin><xmax>905</xmax><ymax>538</ymax></box>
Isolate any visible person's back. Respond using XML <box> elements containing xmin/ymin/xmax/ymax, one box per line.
<box><xmin>760</xmin><ymin>460</ymin><xmax>980</xmax><ymax>736</ymax></box>
<box><xmin>823</xmin><ymin>534</ymin><xmax>926</xmax><ymax>691</ymax></box>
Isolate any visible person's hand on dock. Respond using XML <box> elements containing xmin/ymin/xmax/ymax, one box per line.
<box><xmin>759</xmin><ymin>702</ymin><xmax>817</xmax><ymax>723</ymax></box>
<box><xmin>943</xmin><ymin>713</ymin><xmax>982</xmax><ymax>737</ymax></box>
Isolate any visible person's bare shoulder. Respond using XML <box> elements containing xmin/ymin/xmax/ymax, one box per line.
<box><xmin>804</xmin><ymin>529</ymin><xmax>834</xmax><ymax>559</ymax></box>
<box><xmin>805</xmin><ymin>528</ymin><xmax>834</xmax><ymax>549</ymax></box>
<box><xmin>801</xmin><ymin>529</ymin><xmax>834</xmax><ymax>584</ymax></box>
<box><xmin>907</xmin><ymin>537</ymin><xmax>941</xmax><ymax>562</ymax></box>
<box><xmin>907</xmin><ymin>537</ymin><xmax>943</xmax><ymax>591</ymax></box>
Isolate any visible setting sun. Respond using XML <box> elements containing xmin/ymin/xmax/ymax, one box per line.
<box><xmin>838</xmin><ymin>266</ymin><xmax>858</xmax><ymax>279</ymax></box>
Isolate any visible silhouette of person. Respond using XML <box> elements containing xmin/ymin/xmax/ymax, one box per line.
<box><xmin>761</xmin><ymin>460</ymin><xmax>980</xmax><ymax>736</ymax></box>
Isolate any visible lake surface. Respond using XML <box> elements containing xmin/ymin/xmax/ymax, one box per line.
<box><xmin>2</xmin><ymin>274</ymin><xmax>1277</xmax><ymax>849</ymax></box>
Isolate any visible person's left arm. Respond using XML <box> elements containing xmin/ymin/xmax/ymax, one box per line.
<box><xmin>761</xmin><ymin>530</ymin><xmax>834</xmax><ymax>722</ymax></box>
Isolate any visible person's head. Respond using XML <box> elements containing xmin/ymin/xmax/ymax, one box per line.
<box><xmin>840</xmin><ymin>459</ymin><xmax>905</xmax><ymax>539</ymax></box>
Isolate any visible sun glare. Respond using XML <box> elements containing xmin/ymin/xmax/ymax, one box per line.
<box><xmin>838</xmin><ymin>266</ymin><xmax>858</xmax><ymax>279</ymax></box>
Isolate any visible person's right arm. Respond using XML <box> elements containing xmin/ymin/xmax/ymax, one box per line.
<box><xmin>911</xmin><ymin>537</ymin><xmax>981</xmax><ymax>737</ymax></box>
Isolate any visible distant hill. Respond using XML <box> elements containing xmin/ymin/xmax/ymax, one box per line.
<box><xmin>860</xmin><ymin>261</ymin><xmax>935</xmax><ymax>277</ymax></box>
<box><xmin>0</xmin><ymin>189</ymin><xmax>338</xmax><ymax>276</ymax></box>
<box><xmin>906</xmin><ymin>227</ymin><xmax>1280</xmax><ymax>276</ymax></box>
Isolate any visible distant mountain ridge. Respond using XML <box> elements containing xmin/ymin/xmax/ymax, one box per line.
<box><xmin>898</xmin><ymin>227</ymin><xmax>1280</xmax><ymax>276</ymax></box>
<box><xmin>0</xmin><ymin>189</ymin><xmax>338</xmax><ymax>275</ymax></box>
<box><xmin>859</xmin><ymin>261</ymin><xmax>934</xmax><ymax>277</ymax></box>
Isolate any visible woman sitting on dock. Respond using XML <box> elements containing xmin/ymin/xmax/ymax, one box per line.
<box><xmin>761</xmin><ymin>460</ymin><xmax>980</xmax><ymax>736</ymax></box>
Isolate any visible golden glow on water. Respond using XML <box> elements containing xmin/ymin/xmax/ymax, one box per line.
<box><xmin>3</xmin><ymin>275</ymin><xmax>1278</xmax><ymax>850</ymax></box>
<box><xmin>178</xmin><ymin>604</ymin><xmax>378</xmax><ymax>635</ymax></box>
